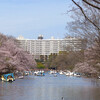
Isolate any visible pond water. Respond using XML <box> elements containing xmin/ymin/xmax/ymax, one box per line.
<box><xmin>0</xmin><ymin>73</ymin><xmax>100</xmax><ymax>100</ymax></box>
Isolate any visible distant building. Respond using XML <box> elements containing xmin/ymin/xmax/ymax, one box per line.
<box><xmin>38</xmin><ymin>35</ymin><xmax>43</xmax><ymax>39</ymax></box>
<box><xmin>17</xmin><ymin>35</ymin><xmax>86</xmax><ymax>60</ymax></box>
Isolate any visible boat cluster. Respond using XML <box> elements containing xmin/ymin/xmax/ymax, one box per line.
<box><xmin>0</xmin><ymin>71</ymin><xmax>33</xmax><ymax>82</ymax></box>
<box><xmin>49</xmin><ymin>70</ymin><xmax>81</xmax><ymax>77</ymax></box>
<box><xmin>59</xmin><ymin>70</ymin><xmax>81</xmax><ymax>77</ymax></box>
<box><xmin>1</xmin><ymin>70</ymin><xmax>100</xmax><ymax>82</ymax></box>
<box><xmin>34</xmin><ymin>70</ymin><xmax>45</xmax><ymax>76</ymax></box>
<box><xmin>0</xmin><ymin>70</ymin><xmax>46</xmax><ymax>82</ymax></box>
<box><xmin>49</xmin><ymin>70</ymin><xmax>57</xmax><ymax>77</ymax></box>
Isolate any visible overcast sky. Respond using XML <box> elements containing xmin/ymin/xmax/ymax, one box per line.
<box><xmin>0</xmin><ymin>0</ymin><xmax>73</xmax><ymax>39</ymax></box>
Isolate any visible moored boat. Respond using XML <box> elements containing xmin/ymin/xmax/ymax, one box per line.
<box><xmin>49</xmin><ymin>70</ymin><xmax>57</xmax><ymax>74</ymax></box>
<box><xmin>34</xmin><ymin>70</ymin><xmax>45</xmax><ymax>76</ymax></box>
<box><xmin>1</xmin><ymin>73</ymin><xmax>15</xmax><ymax>82</ymax></box>
<box><xmin>18</xmin><ymin>76</ymin><xmax>24</xmax><ymax>79</ymax></box>
<box><xmin>59</xmin><ymin>71</ymin><xmax>63</xmax><ymax>75</ymax></box>
<box><xmin>98</xmin><ymin>76</ymin><xmax>100</xmax><ymax>79</ymax></box>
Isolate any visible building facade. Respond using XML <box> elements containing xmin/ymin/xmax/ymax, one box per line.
<box><xmin>17</xmin><ymin>35</ymin><xmax>85</xmax><ymax>60</ymax></box>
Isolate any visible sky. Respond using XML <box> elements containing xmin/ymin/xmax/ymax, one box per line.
<box><xmin>0</xmin><ymin>0</ymin><xmax>74</xmax><ymax>39</ymax></box>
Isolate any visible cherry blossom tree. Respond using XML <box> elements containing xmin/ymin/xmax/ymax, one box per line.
<box><xmin>0</xmin><ymin>33</ymin><xmax>37</xmax><ymax>74</ymax></box>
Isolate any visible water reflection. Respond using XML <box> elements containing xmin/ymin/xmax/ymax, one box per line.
<box><xmin>0</xmin><ymin>74</ymin><xmax>100</xmax><ymax>100</ymax></box>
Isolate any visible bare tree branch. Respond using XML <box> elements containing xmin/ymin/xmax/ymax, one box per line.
<box><xmin>82</xmin><ymin>0</ymin><xmax>100</xmax><ymax>9</ymax></box>
<box><xmin>93</xmin><ymin>0</ymin><xmax>100</xmax><ymax>4</ymax></box>
<box><xmin>72</xmin><ymin>0</ymin><xmax>100</xmax><ymax>30</ymax></box>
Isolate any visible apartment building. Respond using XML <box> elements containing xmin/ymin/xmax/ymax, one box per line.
<box><xmin>17</xmin><ymin>35</ymin><xmax>85</xmax><ymax>59</ymax></box>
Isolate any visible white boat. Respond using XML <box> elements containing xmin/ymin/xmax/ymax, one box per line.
<box><xmin>34</xmin><ymin>70</ymin><xmax>45</xmax><ymax>76</ymax></box>
<box><xmin>18</xmin><ymin>76</ymin><xmax>24</xmax><ymax>79</ymax></box>
<box><xmin>49</xmin><ymin>70</ymin><xmax>57</xmax><ymax>74</ymax></box>
<box><xmin>34</xmin><ymin>71</ymin><xmax>39</xmax><ymax>75</ymax></box>
<box><xmin>59</xmin><ymin>71</ymin><xmax>63</xmax><ymax>75</ymax></box>
<box><xmin>73</xmin><ymin>72</ymin><xmax>81</xmax><ymax>77</ymax></box>
<box><xmin>65</xmin><ymin>71</ymin><xmax>73</xmax><ymax>76</ymax></box>
<box><xmin>98</xmin><ymin>76</ymin><xmax>100</xmax><ymax>79</ymax></box>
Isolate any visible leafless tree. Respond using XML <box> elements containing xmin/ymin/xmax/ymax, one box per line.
<box><xmin>50</xmin><ymin>51</ymin><xmax>84</xmax><ymax>71</ymax></box>
<box><xmin>67</xmin><ymin>0</ymin><xmax>100</xmax><ymax>75</ymax></box>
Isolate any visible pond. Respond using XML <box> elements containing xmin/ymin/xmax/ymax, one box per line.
<box><xmin>0</xmin><ymin>73</ymin><xmax>100</xmax><ymax>100</ymax></box>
